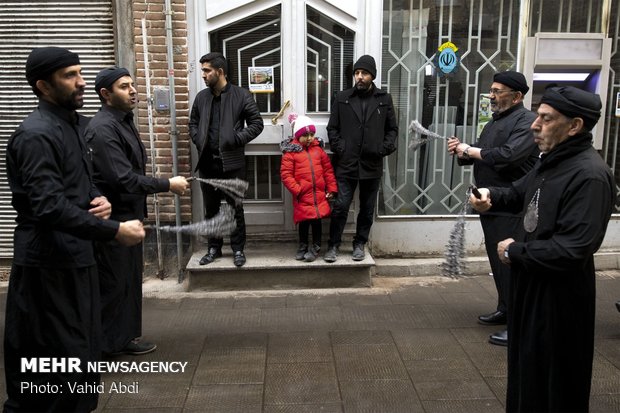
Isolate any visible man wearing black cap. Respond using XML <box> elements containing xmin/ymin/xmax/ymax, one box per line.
<box><xmin>324</xmin><ymin>54</ymin><xmax>398</xmax><ymax>262</ymax></box>
<box><xmin>470</xmin><ymin>86</ymin><xmax>615</xmax><ymax>412</ymax></box>
<box><xmin>85</xmin><ymin>67</ymin><xmax>189</xmax><ymax>357</ymax></box>
<box><xmin>447</xmin><ymin>71</ymin><xmax>539</xmax><ymax>346</ymax></box>
<box><xmin>4</xmin><ymin>47</ymin><xmax>145</xmax><ymax>412</ymax></box>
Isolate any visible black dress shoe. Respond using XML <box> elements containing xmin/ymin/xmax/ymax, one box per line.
<box><xmin>199</xmin><ymin>247</ymin><xmax>222</xmax><ymax>265</ymax></box>
<box><xmin>233</xmin><ymin>250</ymin><xmax>246</xmax><ymax>267</ymax></box>
<box><xmin>488</xmin><ymin>329</ymin><xmax>508</xmax><ymax>347</ymax></box>
<box><xmin>616</xmin><ymin>300</ymin><xmax>620</xmax><ymax>313</ymax></box>
<box><xmin>478</xmin><ymin>310</ymin><xmax>507</xmax><ymax>325</ymax></box>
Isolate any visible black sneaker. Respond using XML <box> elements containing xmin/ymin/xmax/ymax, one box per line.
<box><xmin>111</xmin><ymin>339</ymin><xmax>157</xmax><ymax>356</ymax></box>
<box><xmin>295</xmin><ymin>243</ymin><xmax>308</xmax><ymax>260</ymax></box>
<box><xmin>199</xmin><ymin>247</ymin><xmax>222</xmax><ymax>265</ymax></box>
<box><xmin>233</xmin><ymin>250</ymin><xmax>246</xmax><ymax>267</ymax></box>
<box><xmin>352</xmin><ymin>243</ymin><xmax>365</xmax><ymax>261</ymax></box>
<box><xmin>304</xmin><ymin>244</ymin><xmax>320</xmax><ymax>262</ymax></box>
<box><xmin>323</xmin><ymin>246</ymin><xmax>338</xmax><ymax>263</ymax></box>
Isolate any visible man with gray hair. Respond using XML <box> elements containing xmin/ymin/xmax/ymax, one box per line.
<box><xmin>470</xmin><ymin>86</ymin><xmax>615</xmax><ymax>412</ymax></box>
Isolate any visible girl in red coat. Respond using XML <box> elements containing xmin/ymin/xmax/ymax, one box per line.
<box><xmin>281</xmin><ymin>115</ymin><xmax>338</xmax><ymax>261</ymax></box>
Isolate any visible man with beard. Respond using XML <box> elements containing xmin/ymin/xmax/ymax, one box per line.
<box><xmin>447</xmin><ymin>71</ymin><xmax>539</xmax><ymax>346</ymax></box>
<box><xmin>324</xmin><ymin>55</ymin><xmax>398</xmax><ymax>263</ymax></box>
<box><xmin>85</xmin><ymin>67</ymin><xmax>189</xmax><ymax>357</ymax></box>
<box><xmin>470</xmin><ymin>86</ymin><xmax>614</xmax><ymax>412</ymax></box>
<box><xmin>189</xmin><ymin>52</ymin><xmax>263</xmax><ymax>267</ymax></box>
<box><xmin>4</xmin><ymin>47</ymin><xmax>145</xmax><ymax>412</ymax></box>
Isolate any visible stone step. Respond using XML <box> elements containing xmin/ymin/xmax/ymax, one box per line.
<box><xmin>184</xmin><ymin>244</ymin><xmax>374</xmax><ymax>291</ymax></box>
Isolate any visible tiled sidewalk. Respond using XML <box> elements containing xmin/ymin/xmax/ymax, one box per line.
<box><xmin>1</xmin><ymin>273</ymin><xmax>619</xmax><ymax>412</ymax></box>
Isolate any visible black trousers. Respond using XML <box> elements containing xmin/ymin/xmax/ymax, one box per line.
<box><xmin>199</xmin><ymin>161</ymin><xmax>246</xmax><ymax>252</ymax></box>
<box><xmin>4</xmin><ymin>265</ymin><xmax>101</xmax><ymax>413</ymax></box>
<box><xmin>96</xmin><ymin>240</ymin><xmax>143</xmax><ymax>354</ymax></box>
<box><xmin>299</xmin><ymin>218</ymin><xmax>322</xmax><ymax>246</ymax></box>
<box><xmin>480</xmin><ymin>214</ymin><xmax>522</xmax><ymax>314</ymax></box>
<box><xmin>328</xmin><ymin>176</ymin><xmax>381</xmax><ymax>247</ymax></box>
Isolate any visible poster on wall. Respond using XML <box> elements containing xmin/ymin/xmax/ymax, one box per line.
<box><xmin>616</xmin><ymin>92</ymin><xmax>620</xmax><ymax>117</ymax></box>
<box><xmin>248</xmin><ymin>66</ymin><xmax>274</xmax><ymax>93</ymax></box>
<box><xmin>477</xmin><ymin>94</ymin><xmax>492</xmax><ymax>136</ymax></box>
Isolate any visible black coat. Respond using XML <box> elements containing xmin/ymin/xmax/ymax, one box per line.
<box><xmin>189</xmin><ymin>83</ymin><xmax>264</xmax><ymax>172</ymax></box>
<box><xmin>327</xmin><ymin>85</ymin><xmax>398</xmax><ymax>179</ymax></box>
<box><xmin>490</xmin><ymin>132</ymin><xmax>615</xmax><ymax>413</ymax></box>
<box><xmin>6</xmin><ymin>100</ymin><xmax>119</xmax><ymax>267</ymax></box>
<box><xmin>85</xmin><ymin>105</ymin><xmax>169</xmax><ymax>221</ymax></box>
<box><xmin>459</xmin><ymin>102</ymin><xmax>538</xmax><ymax>218</ymax></box>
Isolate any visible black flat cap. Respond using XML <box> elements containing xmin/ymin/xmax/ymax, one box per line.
<box><xmin>493</xmin><ymin>71</ymin><xmax>529</xmax><ymax>95</ymax></box>
<box><xmin>25</xmin><ymin>47</ymin><xmax>80</xmax><ymax>86</ymax></box>
<box><xmin>95</xmin><ymin>66</ymin><xmax>131</xmax><ymax>97</ymax></box>
<box><xmin>540</xmin><ymin>86</ymin><xmax>601</xmax><ymax>131</ymax></box>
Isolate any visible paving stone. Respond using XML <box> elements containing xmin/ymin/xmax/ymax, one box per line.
<box><xmin>330</xmin><ymin>330</ymin><xmax>393</xmax><ymax>345</ymax></box>
<box><xmin>392</xmin><ymin>329</ymin><xmax>467</xmax><ymax>361</ymax></box>
<box><xmin>414</xmin><ymin>379</ymin><xmax>496</xmax><ymax>401</ymax></box>
<box><xmin>421</xmin><ymin>399</ymin><xmax>505</xmax><ymax>413</ymax></box>
<box><xmin>194</xmin><ymin>347</ymin><xmax>266</xmax><ymax>385</ymax></box>
<box><xmin>333</xmin><ymin>344</ymin><xmax>409</xmax><ymax>381</ymax></box>
<box><xmin>268</xmin><ymin>331</ymin><xmax>332</xmax><ymax>363</ymax></box>
<box><xmin>264</xmin><ymin>363</ymin><xmax>340</xmax><ymax>405</ymax></box>
<box><xmin>183</xmin><ymin>384</ymin><xmax>263</xmax><ymax>413</ymax></box>
<box><xmin>339</xmin><ymin>379</ymin><xmax>423</xmax><ymax>412</ymax></box>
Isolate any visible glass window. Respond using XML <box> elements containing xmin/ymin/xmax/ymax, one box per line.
<box><xmin>379</xmin><ymin>0</ymin><xmax>520</xmax><ymax>216</ymax></box>
<box><xmin>306</xmin><ymin>6</ymin><xmax>354</xmax><ymax>113</ymax></box>
<box><xmin>529</xmin><ymin>0</ymin><xmax>603</xmax><ymax>34</ymax></box>
<box><xmin>245</xmin><ymin>155</ymin><xmax>282</xmax><ymax>201</ymax></box>
<box><xmin>209</xmin><ymin>5</ymin><xmax>281</xmax><ymax>114</ymax></box>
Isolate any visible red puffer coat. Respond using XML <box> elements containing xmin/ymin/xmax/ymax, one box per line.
<box><xmin>280</xmin><ymin>137</ymin><xmax>338</xmax><ymax>223</ymax></box>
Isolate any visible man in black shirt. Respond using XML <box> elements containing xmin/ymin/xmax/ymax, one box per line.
<box><xmin>86</xmin><ymin>67</ymin><xmax>188</xmax><ymax>357</ymax></box>
<box><xmin>448</xmin><ymin>71</ymin><xmax>538</xmax><ymax>346</ymax></box>
<box><xmin>4</xmin><ymin>47</ymin><xmax>144</xmax><ymax>413</ymax></box>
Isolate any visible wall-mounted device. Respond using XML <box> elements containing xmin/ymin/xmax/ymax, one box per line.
<box><xmin>523</xmin><ymin>32</ymin><xmax>612</xmax><ymax>149</ymax></box>
<box><xmin>154</xmin><ymin>87</ymin><xmax>170</xmax><ymax>111</ymax></box>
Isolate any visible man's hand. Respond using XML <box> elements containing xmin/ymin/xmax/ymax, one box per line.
<box><xmin>447</xmin><ymin>137</ymin><xmax>460</xmax><ymax>155</ymax></box>
<box><xmin>89</xmin><ymin>196</ymin><xmax>112</xmax><ymax>219</ymax></box>
<box><xmin>115</xmin><ymin>220</ymin><xmax>145</xmax><ymax>246</ymax></box>
<box><xmin>469</xmin><ymin>187</ymin><xmax>492</xmax><ymax>212</ymax></box>
<box><xmin>169</xmin><ymin>176</ymin><xmax>190</xmax><ymax>196</ymax></box>
<box><xmin>498</xmin><ymin>238</ymin><xmax>515</xmax><ymax>265</ymax></box>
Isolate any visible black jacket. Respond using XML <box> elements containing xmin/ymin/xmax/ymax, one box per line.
<box><xmin>490</xmin><ymin>132</ymin><xmax>615</xmax><ymax>413</ymax></box>
<box><xmin>189</xmin><ymin>83</ymin><xmax>264</xmax><ymax>172</ymax></box>
<box><xmin>85</xmin><ymin>105</ymin><xmax>169</xmax><ymax>221</ymax></box>
<box><xmin>459</xmin><ymin>102</ymin><xmax>538</xmax><ymax>187</ymax></box>
<box><xmin>6</xmin><ymin>100</ymin><xmax>119</xmax><ymax>268</ymax></box>
<box><xmin>327</xmin><ymin>85</ymin><xmax>398</xmax><ymax>179</ymax></box>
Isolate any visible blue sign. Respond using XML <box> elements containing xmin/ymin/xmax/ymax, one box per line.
<box><xmin>434</xmin><ymin>42</ymin><xmax>460</xmax><ymax>77</ymax></box>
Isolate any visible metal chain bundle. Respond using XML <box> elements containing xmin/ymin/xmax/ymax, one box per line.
<box><xmin>441</xmin><ymin>188</ymin><xmax>473</xmax><ymax>279</ymax></box>
<box><xmin>157</xmin><ymin>204</ymin><xmax>237</xmax><ymax>237</ymax></box>
<box><xmin>153</xmin><ymin>178</ymin><xmax>249</xmax><ymax>237</ymax></box>
<box><xmin>191</xmin><ymin>177</ymin><xmax>249</xmax><ymax>206</ymax></box>
<box><xmin>408</xmin><ymin>120</ymin><xmax>449</xmax><ymax>151</ymax></box>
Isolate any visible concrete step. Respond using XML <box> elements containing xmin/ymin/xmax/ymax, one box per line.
<box><xmin>184</xmin><ymin>244</ymin><xmax>374</xmax><ymax>291</ymax></box>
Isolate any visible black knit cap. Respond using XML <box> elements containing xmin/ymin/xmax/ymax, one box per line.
<box><xmin>353</xmin><ymin>55</ymin><xmax>377</xmax><ymax>79</ymax></box>
<box><xmin>95</xmin><ymin>66</ymin><xmax>131</xmax><ymax>97</ymax></box>
<box><xmin>493</xmin><ymin>71</ymin><xmax>529</xmax><ymax>95</ymax></box>
<box><xmin>540</xmin><ymin>86</ymin><xmax>601</xmax><ymax>131</ymax></box>
<box><xmin>25</xmin><ymin>47</ymin><xmax>80</xmax><ymax>87</ymax></box>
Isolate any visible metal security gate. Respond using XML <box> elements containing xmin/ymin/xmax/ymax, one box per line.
<box><xmin>0</xmin><ymin>1</ymin><xmax>115</xmax><ymax>257</ymax></box>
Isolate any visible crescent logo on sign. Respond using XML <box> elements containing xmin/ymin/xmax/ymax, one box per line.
<box><xmin>434</xmin><ymin>42</ymin><xmax>460</xmax><ymax>77</ymax></box>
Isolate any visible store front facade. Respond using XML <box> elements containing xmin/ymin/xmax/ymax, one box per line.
<box><xmin>188</xmin><ymin>0</ymin><xmax>619</xmax><ymax>256</ymax></box>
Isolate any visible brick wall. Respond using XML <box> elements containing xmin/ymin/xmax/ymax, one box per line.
<box><xmin>132</xmin><ymin>0</ymin><xmax>192</xmax><ymax>224</ymax></box>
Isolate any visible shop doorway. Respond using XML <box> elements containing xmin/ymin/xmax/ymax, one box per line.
<box><xmin>191</xmin><ymin>1</ymin><xmax>357</xmax><ymax>236</ymax></box>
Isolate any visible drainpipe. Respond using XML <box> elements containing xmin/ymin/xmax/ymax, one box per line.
<box><xmin>164</xmin><ymin>0</ymin><xmax>184</xmax><ymax>282</ymax></box>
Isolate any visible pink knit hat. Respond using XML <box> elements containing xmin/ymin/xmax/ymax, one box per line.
<box><xmin>293</xmin><ymin>115</ymin><xmax>316</xmax><ymax>138</ymax></box>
